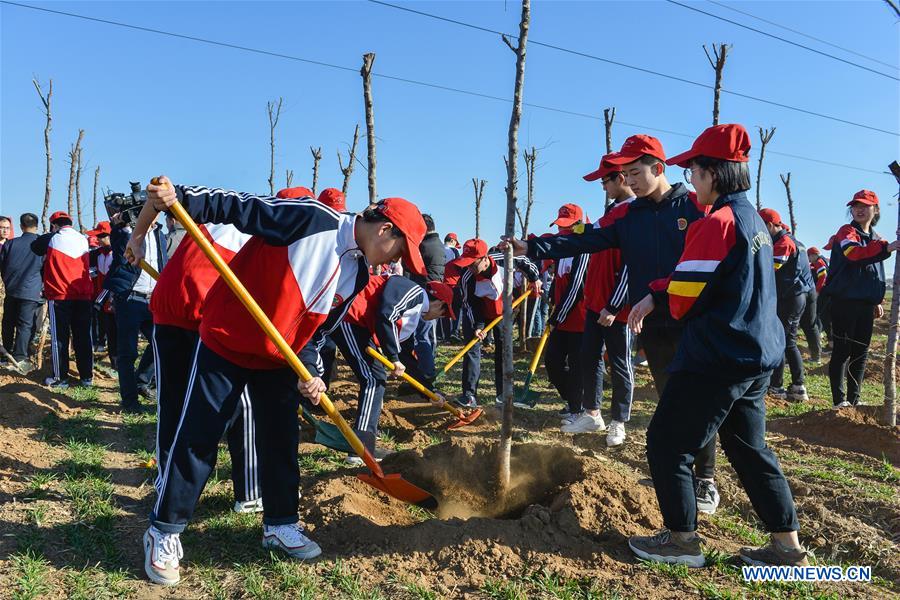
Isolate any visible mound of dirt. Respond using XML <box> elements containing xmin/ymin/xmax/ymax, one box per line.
<box><xmin>301</xmin><ymin>438</ymin><xmax>663</xmax><ymax>589</ymax></box>
<box><xmin>769</xmin><ymin>406</ymin><xmax>899</xmax><ymax>464</ymax></box>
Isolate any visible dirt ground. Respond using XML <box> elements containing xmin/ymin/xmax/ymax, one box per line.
<box><xmin>0</xmin><ymin>334</ymin><xmax>898</xmax><ymax>599</ymax></box>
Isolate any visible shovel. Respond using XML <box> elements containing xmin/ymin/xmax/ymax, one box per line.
<box><xmin>365</xmin><ymin>346</ymin><xmax>483</xmax><ymax>430</ymax></box>
<box><xmin>135</xmin><ymin>254</ymin><xmax>352</xmax><ymax>453</ymax></box>
<box><xmin>435</xmin><ymin>289</ymin><xmax>531</xmax><ymax>381</ymax></box>
<box><xmin>151</xmin><ymin>179</ymin><xmax>437</xmax><ymax>509</ymax></box>
<box><xmin>516</xmin><ymin>325</ymin><xmax>551</xmax><ymax>408</ymax></box>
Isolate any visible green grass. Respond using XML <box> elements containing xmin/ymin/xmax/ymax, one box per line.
<box><xmin>778</xmin><ymin>450</ymin><xmax>899</xmax><ymax>502</ymax></box>
<box><xmin>707</xmin><ymin>509</ymin><xmax>768</xmax><ymax>546</ymax></box>
<box><xmin>64</xmin><ymin>567</ymin><xmax>132</xmax><ymax>600</ymax></box>
<box><xmin>387</xmin><ymin>574</ymin><xmax>440</xmax><ymax>600</ymax></box>
<box><xmin>65</xmin><ymin>385</ymin><xmax>101</xmax><ymax>403</ymax></box>
<box><xmin>324</xmin><ymin>560</ymin><xmax>385</xmax><ymax>599</ymax></box>
<box><xmin>406</xmin><ymin>504</ymin><xmax>434</xmax><ymax>522</ymax></box>
<box><xmin>23</xmin><ymin>472</ymin><xmax>57</xmax><ymax>498</ymax></box>
<box><xmin>9</xmin><ymin>550</ymin><xmax>51</xmax><ymax>600</ymax></box>
<box><xmin>63</xmin><ymin>473</ymin><xmax>116</xmax><ymax>521</ymax></box>
<box><xmin>298</xmin><ymin>448</ymin><xmax>346</xmax><ymax>476</ymax></box>
<box><xmin>481</xmin><ymin>577</ymin><xmax>528</xmax><ymax>600</ymax></box>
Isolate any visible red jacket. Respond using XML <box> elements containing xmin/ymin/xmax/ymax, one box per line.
<box><xmin>33</xmin><ymin>226</ymin><xmax>92</xmax><ymax>301</ymax></box>
<box><xmin>150</xmin><ymin>223</ymin><xmax>252</xmax><ymax>331</ymax></box>
<box><xmin>809</xmin><ymin>255</ymin><xmax>828</xmax><ymax>293</ymax></box>
<box><xmin>550</xmin><ymin>255</ymin><xmax>587</xmax><ymax>332</ymax></box>
<box><xmin>345</xmin><ymin>274</ymin><xmax>427</xmax><ymax>361</ymax></box>
<box><xmin>584</xmin><ymin>200</ymin><xmax>634</xmax><ymax>323</ymax></box>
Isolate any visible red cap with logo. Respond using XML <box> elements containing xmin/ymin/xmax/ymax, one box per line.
<box><xmin>276</xmin><ymin>187</ymin><xmax>314</xmax><ymax>199</ymax></box>
<box><xmin>551</xmin><ymin>203</ymin><xmax>584</xmax><ymax>228</ymax></box>
<box><xmin>583</xmin><ymin>152</ymin><xmax>622</xmax><ymax>182</ymax></box>
<box><xmin>426</xmin><ymin>281</ymin><xmax>456</xmax><ymax>320</ymax></box>
<box><xmin>317</xmin><ymin>188</ymin><xmax>346</xmax><ymax>212</ymax></box>
<box><xmin>758</xmin><ymin>208</ymin><xmax>784</xmax><ymax>227</ymax></box>
<box><xmin>376</xmin><ymin>197</ymin><xmax>427</xmax><ymax>277</ymax></box>
<box><xmin>49</xmin><ymin>211</ymin><xmax>72</xmax><ymax>225</ymax></box>
<box><xmin>449</xmin><ymin>238</ymin><xmax>489</xmax><ymax>268</ymax></box>
<box><xmin>604</xmin><ymin>135</ymin><xmax>667</xmax><ymax>166</ymax></box>
<box><xmin>847</xmin><ymin>189</ymin><xmax>879</xmax><ymax>207</ymax></box>
<box><xmin>667</xmin><ymin>124</ymin><xmax>752</xmax><ymax>168</ymax></box>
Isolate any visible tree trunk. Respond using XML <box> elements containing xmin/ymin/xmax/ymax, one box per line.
<box><xmin>33</xmin><ymin>79</ymin><xmax>52</xmax><ymax>232</ymax></box>
<box><xmin>498</xmin><ymin>0</ymin><xmax>530</xmax><ymax>493</ymax></box>
<box><xmin>472</xmin><ymin>178</ymin><xmax>485</xmax><ymax>239</ymax></box>
<box><xmin>339</xmin><ymin>123</ymin><xmax>361</xmax><ymax>197</ymax></box>
<box><xmin>780</xmin><ymin>173</ymin><xmax>797</xmax><ymax>233</ymax></box>
<box><xmin>75</xmin><ymin>146</ymin><xmax>84</xmax><ymax>231</ymax></box>
<box><xmin>756</xmin><ymin>127</ymin><xmax>775</xmax><ymax>211</ymax></box>
<box><xmin>310</xmin><ymin>146</ymin><xmax>322</xmax><ymax>196</ymax></box>
<box><xmin>67</xmin><ymin>129</ymin><xmax>84</xmax><ymax>219</ymax></box>
<box><xmin>267</xmin><ymin>98</ymin><xmax>283</xmax><ymax>196</ymax></box>
<box><xmin>703</xmin><ymin>43</ymin><xmax>731</xmax><ymax>126</ymax></box>
<box><xmin>92</xmin><ymin>166</ymin><xmax>100</xmax><ymax>226</ymax></box>
<box><xmin>603</xmin><ymin>107</ymin><xmax>616</xmax><ymax>206</ymax></box>
<box><xmin>882</xmin><ymin>162</ymin><xmax>900</xmax><ymax>426</ymax></box>
<box><xmin>361</xmin><ymin>54</ymin><xmax>377</xmax><ymax>206</ymax></box>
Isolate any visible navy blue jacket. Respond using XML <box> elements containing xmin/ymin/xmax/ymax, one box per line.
<box><xmin>0</xmin><ymin>233</ymin><xmax>43</xmax><ymax>301</ymax></box>
<box><xmin>823</xmin><ymin>222</ymin><xmax>889</xmax><ymax>305</ymax></box>
<box><xmin>771</xmin><ymin>230</ymin><xmax>812</xmax><ymax>299</ymax></box>
<box><xmin>650</xmin><ymin>192</ymin><xmax>784</xmax><ymax>375</ymax></box>
<box><xmin>526</xmin><ymin>183</ymin><xmax>707</xmax><ymax>328</ymax></box>
<box><xmin>103</xmin><ymin>224</ymin><xmax>168</xmax><ymax>296</ymax></box>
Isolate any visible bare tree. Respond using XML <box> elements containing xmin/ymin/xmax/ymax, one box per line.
<box><xmin>310</xmin><ymin>146</ymin><xmax>323</xmax><ymax>196</ymax></box>
<box><xmin>603</xmin><ymin>107</ymin><xmax>615</xmax><ymax>154</ymax></box>
<box><xmin>33</xmin><ymin>78</ymin><xmax>53</xmax><ymax>232</ymax></box>
<box><xmin>67</xmin><ymin>129</ymin><xmax>84</xmax><ymax>219</ymax></box>
<box><xmin>884</xmin><ymin>0</ymin><xmax>900</xmax><ymax>18</ymax></box>
<box><xmin>780</xmin><ymin>172</ymin><xmax>797</xmax><ymax>233</ymax></box>
<box><xmin>361</xmin><ymin>54</ymin><xmax>377</xmax><ymax>206</ymax></box>
<box><xmin>703</xmin><ymin>43</ymin><xmax>731</xmax><ymax>126</ymax></box>
<box><xmin>337</xmin><ymin>123</ymin><xmax>361</xmax><ymax>197</ymax></box>
<box><xmin>472</xmin><ymin>178</ymin><xmax>486</xmax><ymax>239</ymax></box>
<box><xmin>883</xmin><ymin>161</ymin><xmax>900</xmax><ymax>426</ymax></box>
<box><xmin>92</xmin><ymin>166</ymin><xmax>100</xmax><ymax>225</ymax></box>
<box><xmin>756</xmin><ymin>126</ymin><xmax>776</xmax><ymax>210</ymax></box>
<box><xmin>521</xmin><ymin>147</ymin><xmax>537</xmax><ymax>238</ymax></box>
<box><xmin>285</xmin><ymin>169</ymin><xmax>294</xmax><ymax>188</ymax></box>
<box><xmin>75</xmin><ymin>146</ymin><xmax>84</xmax><ymax>231</ymax></box>
<box><xmin>267</xmin><ymin>97</ymin><xmax>283</xmax><ymax>196</ymax></box>
<box><xmin>498</xmin><ymin>0</ymin><xmax>530</xmax><ymax>493</ymax></box>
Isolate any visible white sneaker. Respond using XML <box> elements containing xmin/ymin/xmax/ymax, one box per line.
<box><xmin>234</xmin><ymin>498</ymin><xmax>264</xmax><ymax>513</ymax></box>
<box><xmin>262</xmin><ymin>523</ymin><xmax>322</xmax><ymax>560</ymax></box>
<box><xmin>561</xmin><ymin>412</ymin><xmax>606</xmax><ymax>434</ymax></box>
<box><xmin>143</xmin><ymin>526</ymin><xmax>182</xmax><ymax>586</ymax></box>
<box><xmin>834</xmin><ymin>400</ymin><xmax>852</xmax><ymax>409</ymax></box>
<box><xmin>560</xmin><ymin>412</ymin><xmax>581</xmax><ymax>425</ymax></box>
<box><xmin>606</xmin><ymin>420</ymin><xmax>626</xmax><ymax>447</ymax></box>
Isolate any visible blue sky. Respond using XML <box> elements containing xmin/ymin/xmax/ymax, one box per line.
<box><xmin>2</xmin><ymin>1</ymin><xmax>898</xmax><ymax>258</ymax></box>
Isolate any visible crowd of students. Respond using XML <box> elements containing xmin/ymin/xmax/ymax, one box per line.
<box><xmin>0</xmin><ymin>121</ymin><xmax>895</xmax><ymax>584</ymax></box>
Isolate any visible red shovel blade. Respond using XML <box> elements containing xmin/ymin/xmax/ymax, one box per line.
<box><xmin>357</xmin><ymin>472</ymin><xmax>438</xmax><ymax>510</ymax></box>
<box><xmin>447</xmin><ymin>407</ymin><xmax>484</xmax><ymax>430</ymax></box>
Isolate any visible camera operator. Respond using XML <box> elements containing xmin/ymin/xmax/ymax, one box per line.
<box><xmin>104</xmin><ymin>210</ymin><xmax>167</xmax><ymax>413</ymax></box>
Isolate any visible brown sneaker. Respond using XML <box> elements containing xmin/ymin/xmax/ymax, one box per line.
<box><xmin>740</xmin><ymin>540</ymin><xmax>811</xmax><ymax>567</ymax></box>
<box><xmin>628</xmin><ymin>529</ymin><xmax>705</xmax><ymax>568</ymax></box>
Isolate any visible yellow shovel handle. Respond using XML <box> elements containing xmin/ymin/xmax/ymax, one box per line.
<box><xmin>138</xmin><ymin>259</ymin><xmax>160</xmax><ymax>281</ymax></box>
<box><xmin>442</xmin><ymin>289</ymin><xmax>531</xmax><ymax>374</ymax></box>
<box><xmin>159</xmin><ymin>187</ymin><xmax>372</xmax><ymax>464</ymax></box>
<box><xmin>527</xmin><ymin>325</ymin><xmax>552</xmax><ymax>374</ymax></box>
<box><xmin>365</xmin><ymin>346</ymin><xmax>464</xmax><ymax>418</ymax></box>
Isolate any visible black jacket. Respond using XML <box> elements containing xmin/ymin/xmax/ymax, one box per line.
<box><xmin>0</xmin><ymin>233</ymin><xmax>43</xmax><ymax>301</ymax></box>
<box><xmin>103</xmin><ymin>224</ymin><xmax>168</xmax><ymax>296</ymax></box>
<box><xmin>407</xmin><ymin>231</ymin><xmax>445</xmax><ymax>285</ymax></box>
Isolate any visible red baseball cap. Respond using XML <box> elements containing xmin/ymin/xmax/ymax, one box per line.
<box><xmin>376</xmin><ymin>197</ymin><xmax>427</xmax><ymax>277</ymax></box>
<box><xmin>667</xmin><ymin>124</ymin><xmax>752</xmax><ymax>168</ymax></box>
<box><xmin>758</xmin><ymin>208</ymin><xmax>783</xmax><ymax>226</ymax></box>
<box><xmin>49</xmin><ymin>211</ymin><xmax>72</xmax><ymax>225</ymax></box>
<box><xmin>604</xmin><ymin>135</ymin><xmax>666</xmax><ymax>166</ymax></box>
<box><xmin>824</xmin><ymin>235</ymin><xmax>836</xmax><ymax>251</ymax></box>
<box><xmin>447</xmin><ymin>232</ymin><xmax>458</xmax><ymax>241</ymax></box>
<box><xmin>583</xmin><ymin>153</ymin><xmax>622</xmax><ymax>182</ymax></box>
<box><xmin>276</xmin><ymin>186</ymin><xmax>314</xmax><ymax>199</ymax></box>
<box><xmin>807</xmin><ymin>246</ymin><xmax>820</xmax><ymax>256</ymax></box>
<box><xmin>426</xmin><ymin>281</ymin><xmax>456</xmax><ymax>320</ymax></box>
<box><xmin>449</xmin><ymin>238</ymin><xmax>489</xmax><ymax>268</ymax></box>
<box><xmin>94</xmin><ymin>221</ymin><xmax>112</xmax><ymax>236</ymax></box>
<box><xmin>847</xmin><ymin>189</ymin><xmax>879</xmax><ymax>206</ymax></box>
<box><xmin>317</xmin><ymin>188</ymin><xmax>346</xmax><ymax>212</ymax></box>
<box><xmin>551</xmin><ymin>203</ymin><xmax>584</xmax><ymax>228</ymax></box>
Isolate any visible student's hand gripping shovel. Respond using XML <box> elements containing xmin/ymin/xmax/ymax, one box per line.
<box><xmin>435</xmin><ymin>289</ymin><xmax>531</xmax><ymax>381</ymax></box>
<box><xmin>517</xmin><ymin>325</ymin><xmax>551</xmax><ymax>407</ymax></box>
<box><xmin>132</xmin><ymin>249</ymin><xmax>353</xmax><ymax>453</ymax></box>
<box><xmin>152</xmin><ymin>178</ymin><xmax>437</xmax><ymax>510</ymax></box>
<box><xmin>365</xmin><ymin>346</ymin><xmax>483</xmax><ymax>430</ymax></box>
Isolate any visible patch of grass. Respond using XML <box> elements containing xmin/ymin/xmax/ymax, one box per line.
<box><xmin>65</xmin><ymin>567</ymin><xmax>131</xmax><ymax>600</ymax></box>
<box><xmin>298</xmin><ymin>448</ymin><xmax>346</xmax><ymax>476</ymax></box>
<box><xmin>637</xmin><ymin>558</ymin><xmax>691</xmax><ymax>580</ymax></box>
<box><xmin>767</xmin><ymin>401</ymin><xmax>821</xmax><ymax>419</ymax></box>
<box><xmin>525</xmin><ymin>568</ymin><xmax>614</xmax><ymax>599</ymax></box>
<box><xmin>195</xmin><ymin>565</ymin><xmax>229</xmax><ymax>600</ymax></box>
<box><xmin>66</xmin><ymin>385</ymin><xmax>101</xmax><ymax>403</ymax></box>
<box><xmin>42</xmin><ymin>408</ymin><xmax>102</xmax><ymax>443</ymax></box>
<box><xmin>23</xmin><ymin>503</ymin><xmax>48</xmax><ymax>527</ymax></box>
<box><xmin>406</xmin><ymin>504</ymin><xmax>434</xmax><ymax>522</ymax></box>
<box><xmin>324</xmin><ymin>560</ymin><xmax>384</xmax><ymax>599</ymax></box>
<box><xmin>267</xmin><ymin>556</ymin><xmax>320</xmax><ymax>598</ymax></box>
<box><xmin>708</xmin><ymin>510</ymin><xmax>767</xmax><ymax>546</ymax></box>
<box><xmin>58</xmin><ymin>439</ymin><xmax>107</xmax><ymax>477</ymax></box>
<box><xmin>378</xmin><ymin>428</ymin><xmax>398</xmax><ymax>450</ymax></box>
<box><xmin>388</xmin><ymin>574</ymin><xmax>439</xmax><ymax>600</ymax></box>
<box><xmin>63</xmin><ymin>473</ymin><xmax>116</xmax><ymax>521</ymax></box>
<box><xmin>9</xmin><ymin>550</ymin><xmax>51</xmax><ymax>600</ymax></box>
<box><xmin>23</xmin><ymin>472</ymin><xmax>57</xmax><ymax>498</ymax></box>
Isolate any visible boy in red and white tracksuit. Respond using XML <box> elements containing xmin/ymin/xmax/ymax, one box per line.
<box><xmin>136</xmin><ymin>178</ymin><xmax>426</xmax><ymax>587</ymax></box>
<box><xmin>31</xmin><ymin>211</ymin><xmax>94</xmax><ymax>387</ymax></box>
<box><xmin>569</xmin><ymin>156</ymin><xmax>636</xmax><ymax>445</ymax></box>
<box><xmin>321</xmin><ymin>274</ymin><xmax>454</xmax><ymax>458</ymax></box>
<box><xmin>543</xmin><ymin>204</ymin><xmax>590</xmax><ymax>429</ymax></box>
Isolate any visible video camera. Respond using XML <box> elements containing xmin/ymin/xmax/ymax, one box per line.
<box><xmin>104</xmin><ymin>181</ymin><xmax>147</xmax><ymax>227</ymax></box>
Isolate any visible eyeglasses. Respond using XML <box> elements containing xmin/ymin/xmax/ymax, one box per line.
<box><xmin>600</xmin><ymin>176</ymin><xmax>616</xmax><ymax>185</ymax></box>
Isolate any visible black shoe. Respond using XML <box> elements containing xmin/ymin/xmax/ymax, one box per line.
<box><xmin>122</xmin><ymin>403</ymin><xmax>152</xmax><ymax>415</ymax></box>
<box><xmin>137</xmin><ymin>385</ymin><xmax>153</xmax><ymax>400</ymax></box>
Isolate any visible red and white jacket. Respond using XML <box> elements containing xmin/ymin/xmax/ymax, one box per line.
<box><xmin>150</xmin><ymin>223</ymin><xmax>252</xmax><ymax>331</ymax></box>
<box><xmin>175</xmin><ymin>186</ymin><xmax>369</xmax><ymax>370</ymax></box>
<box><xmin>31</xmin><ymin>226</ymin><xmax>92</xmax><ymax>301</ymax></box>
<box><xmin>344</xmin><ymin>274</ymin><xmax>428</xmax><ymax>362</ymax></box>
<box><xmin>584</xmin><ymin>199</ymin><xmax>633</xmax><ymax>323</ymax></box>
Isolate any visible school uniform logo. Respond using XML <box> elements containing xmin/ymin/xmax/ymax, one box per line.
<box><xmin>677</xmin><ymin>218</ymin><xmax>688</xmax><ymax>231</ymax></box>
<box><xmin>332</xmin><ymin>294</ymin><xmax>344</xmax><ymax>308</ymax></box>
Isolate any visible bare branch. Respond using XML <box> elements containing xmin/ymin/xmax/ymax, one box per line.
<box><xmin>339</xmin><ymin>123</ymin><xmax>361</xmax><ymax>197</ymax></box>
<box><xmin>310</xmin><ymin>146</ymin><xmax>323</xmax><ymax>196</ymax></box>
<box><xmin>92</xmin><ymin>165</ymin><xmax>100</xmax><ymax>225</ymax></box>
<box><xmin>703</xmin><ymin>43</ymin><xmax>731</xmax><ymax>125</ymax></box>
<box><xmin>780</xmin><ymin>172</ymin><xmax>797</xmax><ymax>233</ymax></box>
<box><xmin>286</xmin><ymin>169</ymin><xmax>294</xmax><ymax>188</ymax></box>
<box><xmin>34</xmin><ymin>78</ymin><xmax>53</xmax><ymax>231</ymax></box>
<box><xmin>361</xmin><ymin>54</ymin><xmax>378</xmax><ymax>206</ymax></box>
<box><xmin>884</xmin><ymin>0</ymin><xmax>900</xmax><ymax>18</ymax></box>
<box><xmin>67</xmin><ymin>129</ymin><xmax>84</xmax><ymax>219</ymax></box>
<box><xmin>501</xmin><ymin>33</ymin><xmax>518</xmax><ymax>52</ymax></box>
<box><xmin>755</xmin><ymin>126</ymin><xmax>776</xmax><ymax>210</ymax></box>
<box><xmin>267</xmin><ymin>97</ymin><xmax>283</xmax><ymax>196</ymax></box>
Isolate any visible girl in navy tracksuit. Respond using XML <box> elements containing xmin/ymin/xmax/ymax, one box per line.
<box><xmin>625</xmin><ymin>124</ymin><xmax>807</xmax><ymax>569</ymax></box>
<box><xmin>823</xmin><ymin>190</ymin><xmax>898</xmax><ymax>407</ymax></box>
